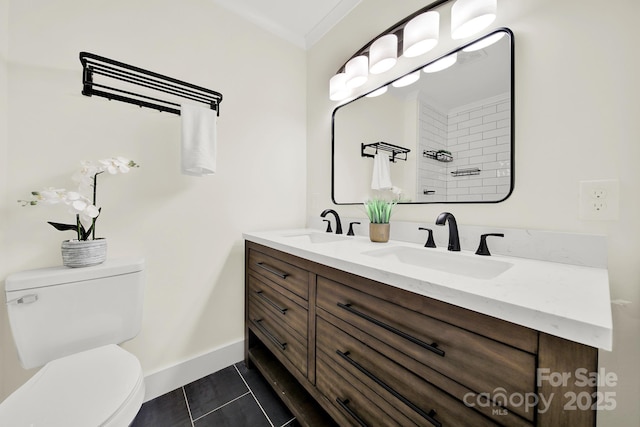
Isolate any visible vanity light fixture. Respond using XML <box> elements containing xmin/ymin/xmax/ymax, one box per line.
<box><xmin>462</xmin><ymin>31</ymin><xmax>505</xmax><ymax>52</ymax></box>
<box><xmin>329</xmin><ymin>72</ymin><xmax>349</xmax><ymax>101</ymax></box>
<box><xmin>345</xmin><ymin>55</ymin><xmax>368</xmax><ymax>89</ymax></box>
<box><xmin>329</xmin><ymin>0</ymin><xmax>499</xmax><ymax>101</ymax></box>
<box><xmin>392</xmin><ymin>70</ymin><xmax>420</xmax><ymax>88</ymax></box>
<box><xmin>403</xmin><ymin>11</ymin><xmax>440</xmax><ymax>58</ymax></box>
<box><xmin>423</xmin><ymin>53</ymin><xmax>457</xmax><ymax>73</ymax></box>
<box><xmin>365</xmin><ymin>86</ymin><xmax>388</xmax><ymax>98</ymax></box>
<box><xmin>451</xmin><ymin>0</ymin><xmax>497</xmax><ymax>40</ymax></box>
<box><xmin>369</xmin><ymin>34</ymin><xmax>398</xmax><ymax>74</ymax></box>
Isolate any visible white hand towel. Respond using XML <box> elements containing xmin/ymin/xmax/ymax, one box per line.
<box><xmin>371</xmin><ymin>152</ymin><xmax>393</xmax><ymax>190</ymax></box>
<box><xmin>181</xmin><ymin>103</ymin><xmax>217</xmax><ymax>176</ymax></box>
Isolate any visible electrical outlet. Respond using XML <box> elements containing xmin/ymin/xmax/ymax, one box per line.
<box><xmin>592</xmin><ymin>188</ymin><xmax>607</xmax><ymax>199</ymax></box>
<box><xmin>579</xmin><ymin>179</ymin><xmax>619</xmax><ymax>221</ymax></box>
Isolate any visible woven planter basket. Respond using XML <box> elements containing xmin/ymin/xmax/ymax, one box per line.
<box><xmin>61</xmin><ymin>238</ymin><xmax>107</xmax><ymax>268</ymax></box>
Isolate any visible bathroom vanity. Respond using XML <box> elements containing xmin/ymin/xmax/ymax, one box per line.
<box><xmin>244</xmin><ymin>229</ymin><xmax>611</xmax><ymax>427</ymax></box>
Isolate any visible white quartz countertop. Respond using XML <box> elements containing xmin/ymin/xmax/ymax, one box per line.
<box><xmin>244</xmin><ymin>228</ymin><xmax>612</xmax><ymax>351</ymax></box>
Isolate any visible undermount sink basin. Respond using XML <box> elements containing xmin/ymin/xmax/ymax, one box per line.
<box><xmin>362</xmin><ymin>246</ymin><xmax>513</xmax><ymax>279</ymax></box>
<box><xmin>281</xmin><ymin>231</ymin><xmax>350</xmax><ymax>244</ymax></box>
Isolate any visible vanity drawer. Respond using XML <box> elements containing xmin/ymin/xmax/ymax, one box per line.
<box><xmin>248</xmin><ymin>298</ymin><xmax>307</xmax><ymax>376</ymax></box>
<box><xmin>318</xmin><ymin>317</ymin><xmax>503</xmax><ymax>427</ymax></box>
<box><xmin>248</xmin><ymin>273</ymin><xmax>307</xmax><ymax>338</ymax></box>
<box><xmin>316</xmin><ymin>352</ymin><xmax>415</xmax><ymax>427</ymax></box>
<box><xmin>317</xmin><ymin>276</ymin><xmax>536</xmax><ymax>422</ymax></box>
<box><xmin>248</xmin><ymin>248</ymin><xmax>309</xmax><ymax>300</ymax></box>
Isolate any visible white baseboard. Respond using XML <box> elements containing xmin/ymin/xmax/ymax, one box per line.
<box><xmin>143</xmin><ymin>339</ymin><xmax>244</xmax><ymax>402</ymax></box>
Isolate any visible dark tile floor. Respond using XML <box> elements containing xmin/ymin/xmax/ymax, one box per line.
<box><xmin>132</xmin><ymin>362</ymin><xmax>298</xmax><ymax>427</ymax></box>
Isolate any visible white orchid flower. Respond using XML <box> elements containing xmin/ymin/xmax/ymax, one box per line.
<box><xmin>79</xmin><ymin>204</ymin><xmax>100</xmax><ymax>222</ymax></box>
<box><xmin>70</xmin><ymin>198</ymin><xmax>88</xmax><ymax>213</ymax></box>
<box><xmin>20</xmin><ymin>156</ymin><xmax>138</xmax><ymax>240</ymax></box>
<box><xmin>72</xmin><ymin>161</ymin><xmax>99</xmax><ymax>181</ymax></box>
<box><xmin>99</xmin><ymin>157</ymin><xmax>132</xmax><ymax>174</ymax></box>
<box><xmin>114</xmin><ymin>157</ymin><xmax>132</xmax><ymax>173</ymax></box>
<box><xmin>65</xmin><ymin>191</ymin><xmax>81</xmax><ymax>201</ymax></box>
<box><xmin>37</xmin><ymin>188</ymin><xmax>67</xmax><ymax>204</ymax></box>
<box><xmin>84</xmin><ymin>204</ymin><xmax>100</xmax><ymax>218</ymax></box>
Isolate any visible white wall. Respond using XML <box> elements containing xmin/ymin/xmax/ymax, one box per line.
<box><xmin>0</xmin><ymin>0</ymin><xmax>10</xmax><ymax>400</ymax></box>
<box><xmin>333</xmin><ymin>92</ymin><xmax>408</xmax><ymax>202</ymax></box>
<box><xmin>308</xmin><ymin>0</ymin><xmax>640</xmax><ymax>425</ymax></box>
<box><xmin>0</xmin><ymin>0</ymin><xmax>306</xmax><ymax>399</ymax></box>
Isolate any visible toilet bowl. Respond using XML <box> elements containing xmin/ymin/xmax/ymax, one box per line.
<box><xmin>0</xmin><ymin>258</ymin><xmax>146</xmax><ymax>426</ymax></box>
<box><xmin>0</xmin><ymin>345</ymin><xmax>145</xmax><ymax>427</ymax></box>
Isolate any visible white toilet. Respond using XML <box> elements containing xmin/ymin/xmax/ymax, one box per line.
<box><xmin>0</xmin><ymin>257</ymin><xmax>146</xmax><ymax>427</ymax></box>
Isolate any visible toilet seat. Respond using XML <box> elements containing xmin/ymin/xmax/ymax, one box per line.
<box><xmin>0</xmin><ymin>344</ymin><xmax>145</xmax><ymax>427</ymax></box>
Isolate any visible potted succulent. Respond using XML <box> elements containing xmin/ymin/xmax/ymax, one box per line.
<box><xmin>19</xmin><ymin>157</ymin><xmax>139</xmax><ymax>267</ymax></box>
<box><xmin>364</xmin><ymin>198</ymin><xmax>396</xmax><ymax>243</ymax></box>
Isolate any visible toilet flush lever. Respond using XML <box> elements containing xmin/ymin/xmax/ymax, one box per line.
<box><xmin>7</xmin><ymin>294</ymin><xmax>38</xmax><ymax>305</ymax></box>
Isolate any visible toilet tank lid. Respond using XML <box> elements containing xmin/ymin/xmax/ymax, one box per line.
<box><xmin>5</xmin><ymin>257</ymin><xmax>144</xmax><ymax>292</ymax></box>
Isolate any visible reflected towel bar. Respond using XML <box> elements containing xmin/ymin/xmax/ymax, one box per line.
<box><xmin>361</xmin><ymin>141</ymin><xmax>410</xmax><ymax>163</ymax></box>
<box><xmin>451</xmin><ymin>167</ymin><xmax>481</xmax><ymax>177</ymax></box>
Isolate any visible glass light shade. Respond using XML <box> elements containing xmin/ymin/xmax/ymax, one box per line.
<box><xmin>369</xmin><ymin>34</ymin><xmax>398</xmax><ymax>74</ymax></box>
<box><xmin>462</xmin><ymin>32</ymin><xmax>505</xmax><ymax>52</ymax></box>
<box><xmin>366</xmin><ymin>86</ymin><xmax>388</xmax><ymax>98</ymax></box>
<box><xmin>403</xmin><ymin>11</ymin><xmax>439</xmax><ymax>58</ymax></box>
<box><xmin>451</xmin><ymin>0</ymin><xmax>497</xmax><ymax>40</ymax></box>
<box><xmin>392</xmin><ymin>71</ymin><xmax>420</xmax><ymax>88</ymax></box>
<box><xmin>423</xmin><ymin>53</ymin><xmax>457</xmax><ymax>73</ymax></box>
<box><xmin>345</xmin><ymin>55</ymin><xmax>368</xmax><ymax>89</ymax></box>
<box><xmin>329</xmin><ymin>73</ymin><xmax>349</xmax><ymax>101</ymax></box>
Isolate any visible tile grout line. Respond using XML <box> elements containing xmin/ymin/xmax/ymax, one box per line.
<box><xmin>234</xmin><ymin>363</ymin><xmax>276</xmax><ymax>427</ymax></box>
<box><xmin>181</xmin><ymin>387</ymin><xmax>195</xmax><ymax>427</ymax></box>
<box><xmin>192</xmin><ymin>391</ymin><xmax>252</xmax><ymax>423</ymax></box>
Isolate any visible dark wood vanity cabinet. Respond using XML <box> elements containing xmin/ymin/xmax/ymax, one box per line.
<box><xmin>245</xmin><ymin>241</ymin><xmax>598</xmax><ymax>427</ymax></box>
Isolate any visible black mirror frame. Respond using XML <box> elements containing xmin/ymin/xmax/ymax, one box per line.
<box><xmin>331</xmin><ymin>27</ymin><xmax>515</xmax><ymax>205</ymax></box>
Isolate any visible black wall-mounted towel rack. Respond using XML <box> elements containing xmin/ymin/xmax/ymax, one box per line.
<box><xmin>361</xmin><ymin>142</ymin><xmax>410</xmax><ymax>163</ymax></box>
<box><xmin>79</xmin><ymin>52</ymin><xmax>223</xmax><ymax>116</ymax></box>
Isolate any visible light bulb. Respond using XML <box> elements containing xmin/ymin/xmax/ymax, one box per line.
<box><xmin>366</xmin><ymin>86</ymin><xmax>388</xmax><ymax>98</ymax></box>
<box><xmin>423</xmin><ymin>53</ymin><xmax>457</xmax><ymax>73</ymax></box>
<box><xmin>345</xmin><ymin>55</ymin><xmax>368</xmax><ymax>89</ymax></box>
<box><xmin>369</xmin><ymin>34</ymin><xmax>398</xmax><ymax>74</ymax></box>
<box><xmin>451</xmin><ymin>0</ymin><xmax>497</xmax><ymax>40</ymax></box>
<box><xmin>462</xmin><ymin>32</ymin><xmax>505</xmax><ymax>52</ymax></box>
<box><xmin>329</xmin><ymin>73</ymin><xmax>349</xmax><ymax>101</ymax></box>
<box><xmin>403</xmin><ymin>11</ymin><xmax>439</xmax><ymax>58</ymax></box>
<box><xmin>392</xmin><ymin>71</ymin><xmax>420</xmax><ymax>88</ymax></box>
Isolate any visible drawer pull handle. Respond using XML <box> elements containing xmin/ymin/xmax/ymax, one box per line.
<box><xmin>252</xmin><ymin>319</ymin><xmax>287</xmax><ymax>351</ymax></box>
<box><xmin>337</xmin><ymin>350</ymin><xmax>442</xmax><ymax>427</ymax></box>
<box><xmin>255</xmin><ymin>291</ymin><xmax>288</xmax><ymax>315</ymax></box>
<box><xmin>335</xmin><ymin>398</ymin><xmax>368</xmax><ymax>427</ymax></box>
<box><xmin>256</xmin><ymin>262</ymin><xmax>290</xmax><ymax>279</ymax></box>
<box><xmin>337</xmin><ymin>302</ymin><xmax>445</xmax><ymax>357</ymax></box>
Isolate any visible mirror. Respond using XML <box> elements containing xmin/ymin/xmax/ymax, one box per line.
<box><xmin>332</xmin><ymin>29</ymin><xmax>514</xmax><ymax>204</ymax></box>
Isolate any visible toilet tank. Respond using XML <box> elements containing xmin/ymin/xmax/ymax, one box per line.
<box><xmin>4</xmin><ymin>258</ymin><xmax>144</xmax><ymax>369</ymax></box>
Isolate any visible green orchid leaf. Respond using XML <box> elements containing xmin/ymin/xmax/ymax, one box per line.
<box><xmin>47</xmin><ymin>221</ymin><xmax>79</xmax><ymax>232</ymax></box>
<box><xmin>48</xmin><ymin>221</ymin><xmax>88</xmax><ymax>240</ymax></box>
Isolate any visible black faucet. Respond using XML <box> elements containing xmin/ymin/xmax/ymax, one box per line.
<box><xmin>320</xmin><ymin>209</ymin><xmax>343</xmax><ymax>234</ymax></box>
<box><xmin>435</xmin><ymin>212</ymin><xmax>460</xmax><ymax>251</ymax></box>
<box><xmin>476</xmin><ymin>233</ymin><xmax>504</xmax><ymax>256</ymax></box>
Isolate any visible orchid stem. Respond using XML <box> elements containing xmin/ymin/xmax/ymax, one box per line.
<box><xmin>91</xmin><ymin>172</ymin><xmax>102</xmax><ymax>240</ymax></box>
